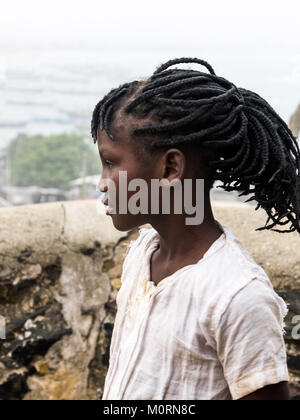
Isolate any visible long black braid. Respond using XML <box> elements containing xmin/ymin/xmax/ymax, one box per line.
<box><xmin>91</xmin><ymin>57</ymin><xmax>300</xmax><ymax>234</ymax></box>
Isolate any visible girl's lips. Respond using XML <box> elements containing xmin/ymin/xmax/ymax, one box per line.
<box><xmin>101</xmin><ymin>195</ymin><xmax>116</xmax><ymax>215</ymax></box>
<box><xmin>102</xmin><ymin>198</ymin><xmax>114</xmax><ymax>214</ymax></box>
<box><xmin>105</xmin><ymin>206</ymin><xmax>115</xmax><ymax>215</ymax></box>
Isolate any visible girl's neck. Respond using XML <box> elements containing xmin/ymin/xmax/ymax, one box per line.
<box><xmin>150</xmin><ymin>202</ymin><xmax>222</xmax><ymax>263</ymax></box>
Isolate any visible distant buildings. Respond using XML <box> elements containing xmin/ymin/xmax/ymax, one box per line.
<box><xmin>0</xmin><ymin>185</ymin><xmax>68</xmax><ymax>206</ymax></box>
<box><xmin>68</xmin><ymin>175</ymin><xmax>101</xmax><ymax>200</ymax></box>
<box><xmin>0</xmin><ymin>173</ymin><xmax>101</xmax><ymax>207</ymax></box>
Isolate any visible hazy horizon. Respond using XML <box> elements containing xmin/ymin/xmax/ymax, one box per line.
<box><xmin>1</xmin><ymin>41</ymin><xmax>299</xmax><ymax>123</ymax></box>
<box><xmin>1</xmin><ymin>0</ymin><xmax>300</xmax><ymax>122</ymax></box>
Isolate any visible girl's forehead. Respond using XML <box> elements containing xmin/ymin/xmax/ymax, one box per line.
<box><xmin>97</xmin><ymin>127</ymin><xmax>135</xmax><ymax>155</ymax></box>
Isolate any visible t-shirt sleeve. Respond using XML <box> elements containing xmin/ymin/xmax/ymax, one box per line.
<box><xmin>215</xmin><ymin>279</ymin><xmax>290</xmax><ymax>400</ymax></box>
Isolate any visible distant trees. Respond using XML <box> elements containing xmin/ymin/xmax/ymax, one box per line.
<box><xmin>10</xmin><ymin>133</ymin><xmax>100</xmax><ymax>189</ymax></box>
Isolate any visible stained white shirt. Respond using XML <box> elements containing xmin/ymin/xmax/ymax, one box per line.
<box><xmin>102</xmin><ymin>221</ymin><xmax>289</xmax><ymax>400</ymax></box>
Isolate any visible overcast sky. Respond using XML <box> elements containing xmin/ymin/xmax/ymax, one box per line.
<box><xmin>0</xmin><ymin>0</ymin><xmax>299</xmax><ymax>46</ymax></box>
<box><xmin>0</xmin><ymin>0</ymin><xmax>300</xmax><ymax>121</ymax></box>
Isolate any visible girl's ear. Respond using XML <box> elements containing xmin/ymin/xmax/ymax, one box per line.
<box><xmin>162</xmin><ymin>148</ymin><xmax>185</xmax><ymax>182</ymax></box>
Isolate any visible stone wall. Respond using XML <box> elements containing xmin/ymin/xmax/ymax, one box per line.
<box><xmin>0</xmin><ymin>200</ymin><xmax>299</xmax><ymax>400</ymax></box>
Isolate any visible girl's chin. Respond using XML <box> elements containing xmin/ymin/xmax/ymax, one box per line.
<box><xmin>108</xmin><ymin>215</ymin><xmax>143</xmax><ymax>232</ymax></box>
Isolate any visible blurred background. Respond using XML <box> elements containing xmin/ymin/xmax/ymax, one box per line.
<box><xmin>1</xmin><ymin>1</ymin><xmax>300</xmax><ymax>401</ymax></box>
<box><xmin>0</xmin><ymin>0</ymin><xmax>300</xmax><ymax>207</ymax></box>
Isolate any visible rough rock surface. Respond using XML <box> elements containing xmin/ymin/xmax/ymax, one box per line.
<box><xmin>0</xmin><ymin>200</ymin><xmax>299</xmax><ymax>400</ymax></box>
<box><xmin>0</xmin><ymin>200</ymin><xmax>135</xmax><ymax>400</ymax></box>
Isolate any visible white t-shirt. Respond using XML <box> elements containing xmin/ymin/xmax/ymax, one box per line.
<box><xmin>102</xmin><ymin>221</ymin><xmax>289</xmax><ymax>400</ymax></box>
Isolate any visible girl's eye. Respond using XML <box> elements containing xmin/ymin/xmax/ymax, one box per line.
<box><xmin>104</xmin><ymin>160</ymin><xmax>113</xmax><ymax>168</ymax></box>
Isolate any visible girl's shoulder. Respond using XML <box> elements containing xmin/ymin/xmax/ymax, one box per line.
<box><xmin>121</xmin><ymin>226</ymin><xmax>157</xmax><ymax>268</ymax></box>
<box><xmin>118</xmin><ymin>226</ymin><xmax>158</xmax><ymax>290</ymax></box>
<box><xmin>127</xmin><ymin>226</ymin><xmax>157</xmax><ymax>253</ymax></box>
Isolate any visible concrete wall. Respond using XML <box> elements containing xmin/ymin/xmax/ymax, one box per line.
<box><xmin>0</xmin><ymin>200</ymin><xmax>299</xmax><ymax>400</ymax></box>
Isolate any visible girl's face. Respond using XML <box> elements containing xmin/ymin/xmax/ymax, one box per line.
<box><xmin>97</xmin><ymin>113</ymin><xmax>163</xmax><ymax>231</ymax></box>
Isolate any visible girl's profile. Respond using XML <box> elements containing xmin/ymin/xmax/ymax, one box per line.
<box><xmin>91</xmin><ymin>57</ymin><xmax>299</xmax><ymax>400</ymax></box>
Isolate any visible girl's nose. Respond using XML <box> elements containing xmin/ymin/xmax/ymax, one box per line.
<box><xmin>98</xmin><ymin>177</ymin><xmax>108</xmax><ymax>193</ymax></box>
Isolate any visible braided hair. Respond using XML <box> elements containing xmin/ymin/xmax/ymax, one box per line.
<box><xmin>91</xmin><ymin>57</ymin><xmax>300</xmax><ymax>234</ymax></box>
